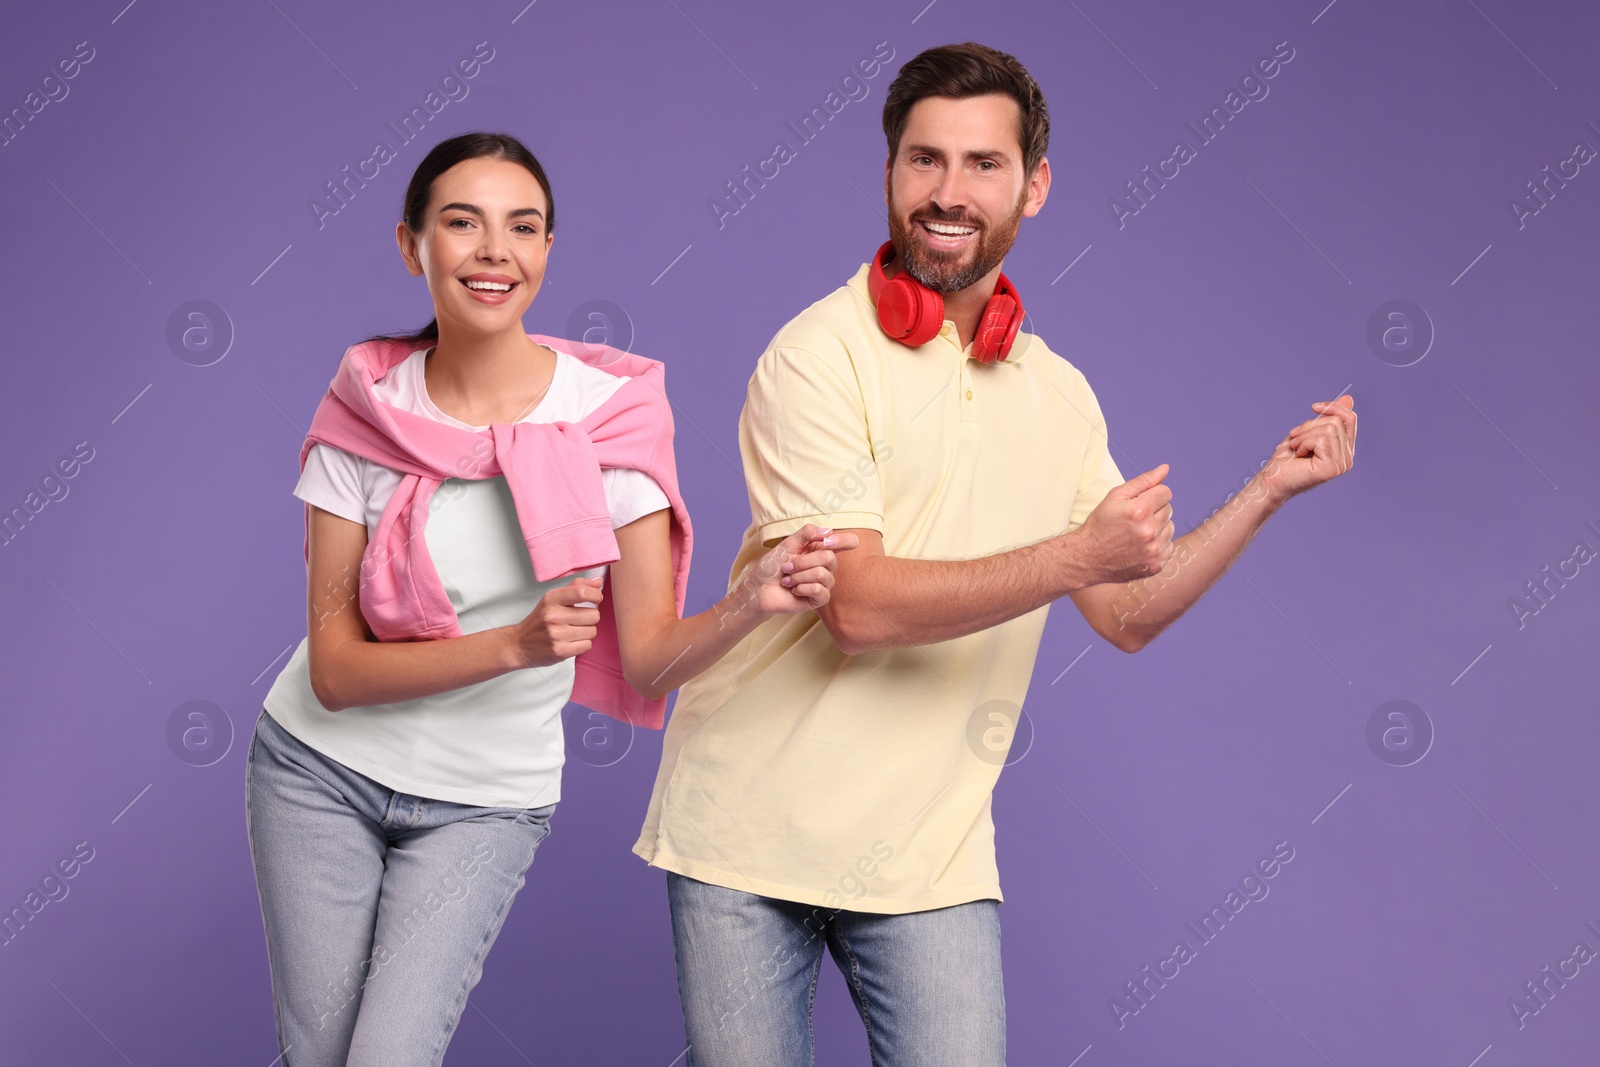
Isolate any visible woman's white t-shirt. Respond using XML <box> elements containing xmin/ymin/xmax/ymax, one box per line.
<box><xmin>262</xmin><ymin>344</ymin><xmax>670</xmax><ymax>808</ymax></box>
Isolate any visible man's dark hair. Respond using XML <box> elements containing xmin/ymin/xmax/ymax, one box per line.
<box><xmin>881</xmin><ymin>42</ymin><xmax>1050</xmax><ymax>177</ymax></box>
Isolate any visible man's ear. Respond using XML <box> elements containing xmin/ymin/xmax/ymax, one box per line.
<box><xmin>1022</xmin><ymin>156</ymin><xmax>1051</xmax><ymax>219</ymax></box>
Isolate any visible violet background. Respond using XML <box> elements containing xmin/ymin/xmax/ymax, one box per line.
<box><xmin>2</xmin><ymin>0</ymin><xmax>1597</xmax><ymax>1064</ymax></box>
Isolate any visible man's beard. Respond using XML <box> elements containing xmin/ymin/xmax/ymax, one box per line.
<box><xmin>887</xmin><ymin>186</ymin><xmax>1027</xmax><ymax>294</ymax></box>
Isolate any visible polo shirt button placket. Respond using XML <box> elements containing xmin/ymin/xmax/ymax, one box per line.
<box><xmin>940</xmin><ymin>320</ymin><xmax>975</xmax><ymax>411</ymax></box>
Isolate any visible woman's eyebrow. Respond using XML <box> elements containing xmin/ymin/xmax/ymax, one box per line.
<box><xmin>438</xmin><ymin>202</ymin><xmax>545</xmax><ymax>220</ymax></box>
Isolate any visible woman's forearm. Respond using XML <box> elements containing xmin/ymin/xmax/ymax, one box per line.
<box><xmin>311</xmin><ymin>626</ymin><xmax>526</xmax><ymax>712</ymax></box>
<box><xmin>628</xmin><ymin>572</ymin><xmax>773</xmax><ymax>700</ymax></box>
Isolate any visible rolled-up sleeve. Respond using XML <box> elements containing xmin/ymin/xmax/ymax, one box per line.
<box><xmin>740</xmin><ymin>345</ymin><xmax>885</xmax><ymax>547</ymax></box>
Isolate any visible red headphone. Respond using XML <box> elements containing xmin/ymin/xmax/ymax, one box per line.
<box><xmin>865</xmin><ymin>241</ymin><xmax>1026</xmax><ymax>363</ymax></box>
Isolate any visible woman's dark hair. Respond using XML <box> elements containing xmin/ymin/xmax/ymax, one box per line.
<box><xmin>363</xmin><ymin>131</ymin><xmax>555</xmax><ymax>346</ymax></box>
<box><xmin>881</xmin><ymin>42</ymin><xmax>1050</xmax><ymax>178</ymax></box>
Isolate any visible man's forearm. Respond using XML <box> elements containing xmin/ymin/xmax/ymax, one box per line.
<box><xmin>828</xmin><ymin>530</ymin><xmax>1103</xmax><ymax>653</ymax></box>
<box><xmin>1108</xmin><ymin>470</ymin><xmax>1286</xmax><ymax>648</ymax></box>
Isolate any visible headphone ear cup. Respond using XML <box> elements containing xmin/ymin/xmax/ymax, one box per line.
<box><xmin>972</xmin><ymin>293</ymin><xmax>1021</xmax><ymax>363</ymax></box>
<box><xmin>877</xmin><ymin>275</ymin><xmax>944</xmax><ymax>348</ymax></box>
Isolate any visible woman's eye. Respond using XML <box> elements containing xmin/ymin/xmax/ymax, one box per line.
<box><xmin>447</xmin><ymin>218</ymin><xmax>473</xmax><ymax>229</ymax></box>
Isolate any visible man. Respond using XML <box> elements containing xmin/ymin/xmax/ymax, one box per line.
<box><xmin>634</xmin><ymin>41</ymin><xmax>1356</xmax><ymax>1066</ymax></box>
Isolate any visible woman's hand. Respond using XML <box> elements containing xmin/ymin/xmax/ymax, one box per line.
<box><xmin>508</xmin><ymin>576</ymin><xmax>605</xmax><ymax>668</ymax></box>
<box><xmin>741</xmin><ymin>524</ymin><xmax>860</xmax><ymax>615</ymax></box>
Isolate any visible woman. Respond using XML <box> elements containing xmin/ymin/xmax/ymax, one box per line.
<box><xmin>245</xmin><ymin>130</ymin><xmax>853</xmax><ymax>1067</ymax></box>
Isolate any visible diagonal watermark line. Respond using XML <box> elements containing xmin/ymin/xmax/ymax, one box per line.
<box><xmin>1451</xmin><ymin>381</ymin><xmax>1557</xmax><ymax>490</ymax></box>
<box><xmin>664</xmin><ymin>0</ymin><xmax>759</xmax><ymax>89</ymax></box>
<box><xmin>652</xmin><ymin>243</ymin><xmax>694</xmax><ymax>285</ymax></box>
<box><xmin>1465</xmin><ymin>1043</ymin><xmax>1492</xmax><ymax>1067</ymax></box>
<box><xmin>44</xmin><ymin>576</ymin><xmax>151</xmax><ymax>684</ymax></box>
<box><xmin>911</xmin><ymin>782</ymin><xmax>951</xmax><ymax>825</ymax></box>
<box><xmin>112</xmin><ymin>783</ymin><xmax>152</xmax><ymax>825</ymax></box>
<box><xmin>46</xmin><ymin>977</ymin><xmax>139</xmax><ymax>1066</ymax></box>
<box><xmin>252</xmin><ymin>244</ymin><xmax>294</xmax><ymax>286</ymax></box>
<box><xmin>262</xmin><ymin>0</ymin><xmax>358</xmax><ymax>88</ymax></box>
<box><xmin>1242</xmin><ymin>576</ymin><xmax>1352</xmax><ymax>684</ymax></box>
<box><xmin>665</xmin><ymin>396</ymin><xmax>741</xmax><ymax>475</ymax></box>
<box><xmin>466</xmin><ymin>1001</ymin><xmax>537</xmax><ymax>1065</ymax></box>
<box><xmin>1067</xmin><ymin>1043</ymin><xmax>1093</xmax><ymax>1067</ymax></box>
<box><xmin>511</xmin><ymin>0</ymin><xmax>540</xmax><ymax>24</ymax></box>
<box><xmin>1451</xmin><ymin>780</ymin><xmax>1559</xmax><ymax>890</ymax></box>
<box><xmin>44</xmin><ymin>175</ymin><xmax>151</xmax><ymax>285</ymax></box>
<box><xmin>1245</xmin><ymin>976</ymin><xmax>1338</xmax><ymax>1065</ymax></box>
<box><xmin>665</xmin><ymin>1045</ymin><xmax>692</xmax><ymax>1067</ymax></box>
<box><xmin>1051</xmin><ymin>644</ymin><xmax>1092</xmax><ymax>684</ymax></box>
<box><xmin>1052</xmin><ymin>782</ymin><xmax>1159</xmax><ymax>890</ymax></box>
<box><xmin>1463</xmin><ymin>0</ymin><xmax>1559</xmax><ymax>90</ymax></box>
<box><xmin>651</xmin><ymin>643</ymin><xmax>693</xmax><ymax>687</ymax></box>
<box><xmin>253</xmin><ymin>382</ymin><xmax>308</xmax><ymax>437</ymax></box>
<box><xmin>1451</xmin><ymin>243</ymin><xmax>1493</xmax><ymax>285</ymax></box>
<box><xmin>1311</xmin><ymin>782</ymin><xmax>1351</xmax><ymax>825</ymax></box>
<box><xmin>907</xmin><ymin>362</ymin><xmax>963</xmax><ymax>424</ymax></box>
<box><xmin>111</xmin><ymin>383</ymin><xmax>153</xmax><ymax>425</ymax></box>
<box><xmin>1451</xmin><ymin>643</ymin><xmax>1492</xmax><ymax>686</ymax></box>
<box><xmin>1245</xmin><ymin>177</ymin><xmax>1351</xmax><ymax>285</ymax></box>
<box><xmin>910</xmin><ymin>0</ymin><xmax>940</xmax><ymax>23</ymax></box>
<box><xmin>1311</xmin><ymin>0</ymin><xmax>1341</xmax><ymax>24</ymax></box>
<box><xmin>111</xmin><ymin>0</ymin><xmax>140</xmax><ymax>23</ymax></box>
<box><xmin>845</xmin><ymin>176</ymin><xmax>887</xmax><ymax>220</ymax></box>
<box><xmin>253</xmin><ymin>642</ymin><xmax>296</xmax><ymax>685</ymax></box>
<box><xmin>1051</xmin><ymin>244</ymin><xmax>1093</xmax><ymax>284</ymax></box>
<box><xmin>1065</xmin><ymin>0</ymin><xmax>1158</xmax><ymax>89</ymax></box>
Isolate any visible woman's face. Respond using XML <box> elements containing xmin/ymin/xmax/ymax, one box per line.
<box><xmin>397</xmin><ymin>156</ymin><xmax>553</xmax><ymax>338</ymax></box>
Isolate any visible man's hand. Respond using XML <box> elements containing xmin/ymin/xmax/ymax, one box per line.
<box><xmin>1070</xmin><ymin>464</ymin><xmax>1176</xmax><ymax>585</ymax></box>
<box><xmin>1260</xmin><ymin>393</ymin><xmax>1358</xmax><ymax>504</ymax></box>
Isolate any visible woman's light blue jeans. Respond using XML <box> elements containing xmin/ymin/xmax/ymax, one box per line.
<box><xmin>667</xmin><ymin>871</ymin><xmax>1007</xmax><ymax>1066</ymax></box>
<box><xmin>244</xmin><ymin>709</ymin><xmax>555</xmax><ymax>1067</ymax></box>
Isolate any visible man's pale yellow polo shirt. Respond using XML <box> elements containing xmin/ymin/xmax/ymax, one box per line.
<box><xmin>632</xmin><ymin>262</ymin><xmax>1125</xmax><ymax>915</ymax></box>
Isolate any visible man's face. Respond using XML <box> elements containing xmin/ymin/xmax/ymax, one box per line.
<box><xmin>884</xmin><ymin>93</ymin><xmax>1049</xmax><ymax>294</ymax></box>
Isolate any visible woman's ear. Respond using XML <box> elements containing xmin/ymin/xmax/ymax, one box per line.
<box><xmin>396</xmin><ymin>222</ymin><xmax>424</xmax><ymax>277</ymax></box>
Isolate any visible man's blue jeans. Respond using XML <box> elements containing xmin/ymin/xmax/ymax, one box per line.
<box><xmin>667</xmin><ymin>871</ymin><xmax>1007</xmax><ymax>1066</ymax></box>
<box><xmin>244</xmin><ymin>709</ymin><xmax>556</xmax><ymax>1067</ymax></box>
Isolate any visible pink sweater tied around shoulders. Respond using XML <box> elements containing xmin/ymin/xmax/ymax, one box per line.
<box><xmin>298</xmin><ymin>332</ymin><xmax>693</xmax><ymax>730</ymax></box>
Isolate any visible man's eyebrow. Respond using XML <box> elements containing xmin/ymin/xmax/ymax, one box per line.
<box><xmin>437</xmin><ymin>202</ymin><xmax>545</xmax><ymax>220</ymax></box>
<box><xmin>901</xmin><ymin>143</ymin><xmax>1014</xmax><ymax>163</ymax></box>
